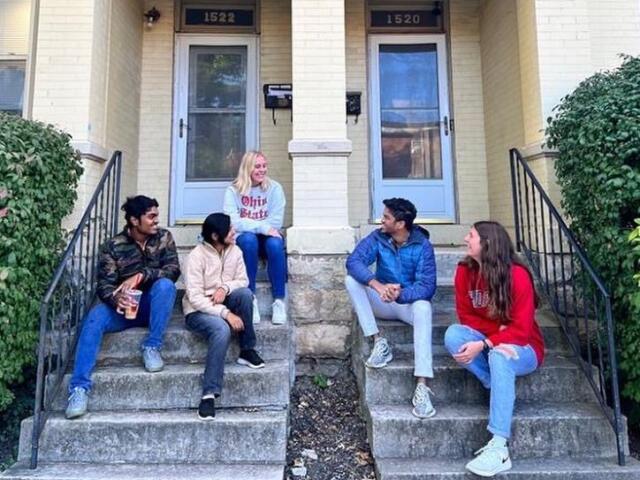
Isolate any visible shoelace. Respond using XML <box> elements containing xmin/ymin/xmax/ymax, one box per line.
<box><xmin>372</xmin><ymin>340</ymin><xmax>388</xmax><ymax>357</ymax></box>
<box><xmin>474</xmin><ymin>440</ymin><xmax>505</xmax><ymax>456</ymax></box>
<box><xmin>68</xmin><ymin>388</ymin><xmax>85</xmax><ymax>404</ymax></box>
<box><xmin>414</xmin><ymin>385</ymin><xmax>434</xmax><ymax>404</ymax></box>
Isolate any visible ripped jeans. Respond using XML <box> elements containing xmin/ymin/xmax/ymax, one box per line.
<box><xmin>444</xmin><ymin>323</ymin><xmax>538</xmax><ymax>438</ymax></box>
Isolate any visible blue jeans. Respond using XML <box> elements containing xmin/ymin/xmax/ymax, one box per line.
<box><xmin>444</xmin><ymin>323</ymin><xmax>538</xmax><ymax>438</ymax></box>
<box><xmin>69</xmin><ymin>278</ymin><xmax>176</xmax><ymax>392</ymax></box>
<box><xmin>185</xmin><ymin>287</ymin><xmax>257</xmax><ymax>397</ymax></box>
<box><xmin>236</xmin><ymin>232</ymin><xmax>286</xmax><ymax>299</ymax></box>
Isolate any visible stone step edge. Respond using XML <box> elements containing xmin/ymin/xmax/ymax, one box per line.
<box><xmin>375</xmin><ymin>456</ymin><xmax>640</xmax><ymax>478</ymax></box>
<box><xmin>1</xmin><ymin>463</ymin><xmax>285</xmax><ymax>480</ymax></box>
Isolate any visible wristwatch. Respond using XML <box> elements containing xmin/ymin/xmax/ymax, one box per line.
<box><xmin>482</xmin><ymin>339</ymin><xmax>491</xmax><ymax>353</ymax></box>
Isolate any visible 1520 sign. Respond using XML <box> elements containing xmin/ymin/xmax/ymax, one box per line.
<box><xmin>371</xmin><ymin>10</ymin><xmax>439</xmax><ymax>29</ymax></box>
<box><xmin>184</xmin><ymin>8</ymin><xmax>254</xmax><ymax>27</ymax></box>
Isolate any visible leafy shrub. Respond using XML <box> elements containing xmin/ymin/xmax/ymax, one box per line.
<box><xmin>0</xmin><ymin>112</ymin><xmax>83</xmax><ymax>410</ymax></box>
<box><xmin>546</xmin><ymin>56</ymin><xmax>640</xmax><ymax>401</ymax></box>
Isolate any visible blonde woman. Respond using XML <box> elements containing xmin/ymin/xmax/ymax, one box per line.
<box><xmin>223</xmin><ymin>151</ymin><xmax>287</xmax><ymax>325</ymax></box>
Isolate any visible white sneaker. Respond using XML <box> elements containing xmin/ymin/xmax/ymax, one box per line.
<box><xmin>252</xmin><ymin>296</ymin><xmax>261</xmax><ymax>324</ymax></box>
<box><xmin>271</xmin><ymin>299</ymin><xmax>287</xmax><ymax>325</ymax></box>
<box><xmin>465</xmin><ymin>438</ymin><xmax>512</xmax><ymax>477</ymax></box>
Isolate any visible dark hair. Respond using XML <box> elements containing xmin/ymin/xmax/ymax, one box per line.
<box><xmin>462</xmin><ymin>220</ymin><xmax>538</xmax><ymax>323</ymax></box>
<box><xmin>201</xmin><ymin>213</ymin><xmax>231</xmax><ymax>246</ymax></box>
<box><xmin>121</xmin><ymin>196</ymin><xmax>159</xmax><ymax>226</ymax></box>
<box><xmin>383</xmin><ymin>197</ymin><xmax>417</xmax><ymax>230</ymax></box>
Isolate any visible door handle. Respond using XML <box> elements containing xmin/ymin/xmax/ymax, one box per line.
<box><xmin>179</xmin><ymin>118</ymin><xmax>189</xmax><ymax>138</ymax></box>
<box><xmin>443</xmin><ymin>116</ymin><xmax>449</xmax><ymax>136</ymax></box>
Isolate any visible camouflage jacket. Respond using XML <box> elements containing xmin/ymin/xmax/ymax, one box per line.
<box><xmin>96</xmin><ymin>228</ymin><xmax>181</xmax><ymax>308</ymax></box>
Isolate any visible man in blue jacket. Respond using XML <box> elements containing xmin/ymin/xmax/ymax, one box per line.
<box><xmin>346</xmin><ymin>198</ymin><xmax>437</xmax><ymax>418</ymax></box>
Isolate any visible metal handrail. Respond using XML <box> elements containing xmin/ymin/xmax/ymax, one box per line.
<box><xmin>30</xmin><ymin>151</ymin><xmax>122</xmax><ymax>468</ymax></box>
<box><xmin>510</xmin><ymin>147</ymin><xmax>625</xmax><ymax>466</ymax></box>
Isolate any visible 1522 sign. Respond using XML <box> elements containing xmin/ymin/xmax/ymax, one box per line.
<box><xmin>184</xmin><ymin>8</ymin><xmax>254</xmax><ymax>27</ymax></box>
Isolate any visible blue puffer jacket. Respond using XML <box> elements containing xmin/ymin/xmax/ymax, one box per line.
<box><xmin>346</xmin><ymin>228</ymin><xmax>437</xmax><ymax>304</ymax></box>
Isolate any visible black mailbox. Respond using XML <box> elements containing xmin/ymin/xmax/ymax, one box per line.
<box><xmin>263</xmin><ymin>84</ymin><xmax>292</xmax><ymax>109</ymax></box>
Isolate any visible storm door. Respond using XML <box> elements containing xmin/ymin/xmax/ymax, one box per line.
<box><xmin>172</xmin><ymin>36</ymin><xmax>257</xmax><ymax>223</ymax></box>
<box><xmin>369</xmin><ymin>34</ymin><xmax>454</xmax><ymax>221</ymax></box>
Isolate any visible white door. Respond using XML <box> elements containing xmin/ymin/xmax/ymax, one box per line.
<box><xmin>171</xmin><ymin>36</ymin><xmax>258</xmax><ymax>224</ymax></box>
<box><xmin>369</xmin><ymin>34</ymin><xmax>454</xmax><ymax>221</ymax></box>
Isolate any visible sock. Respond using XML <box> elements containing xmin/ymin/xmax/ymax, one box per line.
<box><xmin>491</xmin><ymin>434</ymin><xmax>508</xmax><ymax>448</ymax></box>
<box><xmin>202</xmin><ymin>393</ymin><xmax>217</xmax><ymax>400</ymax></box>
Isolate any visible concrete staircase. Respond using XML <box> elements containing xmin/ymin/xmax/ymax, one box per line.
<box><xmin>3</xmin><ymin>286</ymin><xmax>293</xmax><ymax>480</ymax></box>
<box><xmin>352</xmin><ymin>284</ymin><xmax>640</xmax><ymax>479</ymax></box>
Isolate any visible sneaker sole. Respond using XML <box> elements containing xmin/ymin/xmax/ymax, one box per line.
<box><xmin>237</xmin><ymin>358</ymin><xmax>266</xmax><ymax>369</ymax></box>
<box><xmin>144</xmin><ymin>365</ymin><xmax>164</xmax><ymax>373</ymax></box>
<box><xmin>365</xmin><ymin>354</ymin><xmax>393</xmax><ymax>369</ymax></box>
<box><xmin>465</xmin><ymin>457</ymin><xmax>512</xmax><ymax>477</ymax></box>
<box><xmin>197</xmin><ymin>414</ymin><xmax>216</xmax><ymax>421</ymax></box>
<box><xmin>65</xmin><ymin>410</ymin><xmax>87</xmax><ymax>420</ymax></box>
<box><xmin>411</xmin><ymin>406</ymin><xmax>436</xmax><ymax>419</ymax></box>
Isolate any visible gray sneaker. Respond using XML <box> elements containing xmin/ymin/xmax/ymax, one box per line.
<box><xmin>412</xmin><ymin>383</ymin><xmax>436</xmax><ymax>419</ymax></box>
<box><xmin>365</xmin><ymin>337</ymin><xmax>393</xmax><ymax>368</ymax></box>
<box><xmin>142</xmin><ymin>346</ymin><xmax>164</xmax><ymax>372</ymax></box>
<box><xmin>65</xmin><ymin>387</ymin><xmax>88</xmax><ymax>419</ymax></box>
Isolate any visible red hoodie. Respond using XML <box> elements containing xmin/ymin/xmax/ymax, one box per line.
<box><xmin>454</xmin><ymin>263</ymin><xmax>545</xmax><ymax>365</ymax></box>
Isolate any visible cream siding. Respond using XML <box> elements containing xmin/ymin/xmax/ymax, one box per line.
<box><xmin>450</xmin><ymin>0</ymin><xmax>491</xmax><ymax>227</ymax></box>
<box><xmin>259</xmin><ymin>0</ymin><xmax>293</xmax><ymax>226</ymax></box>
<box><xmin>345</xmin><ymin>0</ymin><xmax>369</xmax><ymax>227</ymax></box>
<box><xmin>479</xmin><ymin>0</ymin><xmax>524</xmax><ymax>229</ymax></box>
<box><xmin>0</xmin><ymin>0</ymin><xmax>30</xmax><ymax>56</ymax></box>
<box><xmin>137</xmin><ymin>0</ymin><xmax>174</xmax><ymax>223</ymax></box>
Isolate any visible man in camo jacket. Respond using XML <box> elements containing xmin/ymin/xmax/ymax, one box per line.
<box><xmin>65</xmin><ymin>195</ymin><xmax>180</xmax><ymax>419</ymax></box>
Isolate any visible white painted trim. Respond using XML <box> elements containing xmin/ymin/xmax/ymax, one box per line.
<box><xmin>170</xmin><ymin>34</ymin><xmax>259</xmax><ymax>225</ymax></box>
<box><xmin>288</xmin><ymin>139</ymin><xmax>353</xmax><ymax>157</ymax></box>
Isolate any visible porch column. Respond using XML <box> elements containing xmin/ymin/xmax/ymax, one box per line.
<box><xmin>287</xmin><ymin>0</ymin><xmax>355</xmax><ymax>254</ymax></box>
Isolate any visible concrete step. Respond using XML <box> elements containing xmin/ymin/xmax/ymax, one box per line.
<box><xmin>1</xmin><ymin>463</ymin><xmax>284</xmax><ymax>480</ymax></box>
<box><xmin>18</xmin><ymin>409</ymin><xmax>287</xmax><ymax>464</ymax></box>
<box><xmin>375</xmin><ymin>457</ymin><xmax>640</xmax><ymax>480</ymax></box>
<box><xmin>366</xmin><ymin>403</ymin><xmax>627</xmax><ymax>460</ymax></box>
<box><xmin>354</xmin><ymin>354</ymin><xmax>596</xmax><ymax>405</ymax></box>
<box><xmin>48</xmin><ymin>361</ymin><xmax>290</xmax><ymax>411</ymax></box>
<box><xmin>97</xmin><ymin>320</ymin><xmax>292</xmax><ymax>367</ymax></box>
<box><xmin>353</xmin><ymin>311</ymin><xmax>570</xmax><ymax>355</ymax></box>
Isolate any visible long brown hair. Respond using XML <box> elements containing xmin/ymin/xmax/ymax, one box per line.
<box><xmin>462</xmin><ymin>221</ymin><xmax>538</xmax><ymax>323</ymax></box>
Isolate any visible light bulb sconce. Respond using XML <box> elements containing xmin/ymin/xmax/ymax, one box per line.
<box><xmin>144</xmin><ymin>7</ymin><xmax>161</xmax><ymax>28</ymax></box>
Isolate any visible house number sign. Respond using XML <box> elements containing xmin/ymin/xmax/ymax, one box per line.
<box><xmin>184</xmin><ymin>8</ymin><xmax>254</xmax><ymax>27</ymax></box>
<box><xmin>370</xmin><ymin>10</ymin><xmax>439</xmax><ymax>29</ymax></box>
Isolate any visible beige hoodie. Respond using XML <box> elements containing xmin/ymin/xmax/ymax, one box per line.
<box><xmin>182</xmin><ymin>241</ymin><xmax>249</xmax><ymax>319</ymax></box>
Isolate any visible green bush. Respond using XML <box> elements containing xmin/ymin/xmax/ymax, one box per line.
<box><xmin>0</xmin><ymin>112</ymin><xmax>83</xmax><ymax>410</ymax></box>
<box><xmin>546</xmin><ymin>55</ymin><xmax>640</xmax><ymax>401</ymax></box>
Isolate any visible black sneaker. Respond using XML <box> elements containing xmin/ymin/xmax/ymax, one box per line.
<box><xmin>237</xmin><ymin>349</ymin><xmax>265</xmax><ymax>369</ymax></box>
<box><xmin>198</xmin><ymin>397</ymin><xmax>215</xmax><ymax>420</ymax></box>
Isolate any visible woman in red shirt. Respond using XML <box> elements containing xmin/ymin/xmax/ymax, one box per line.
<box><xmin>444</xmin><ymin>221</ymin><xmax>545</xmax><ymax>477</ymax></box>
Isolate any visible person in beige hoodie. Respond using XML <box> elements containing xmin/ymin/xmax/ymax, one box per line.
<box><xmin>182</xmin><ymin>213</ymin><xmax>265</xmax><ymax>420</ymax></box>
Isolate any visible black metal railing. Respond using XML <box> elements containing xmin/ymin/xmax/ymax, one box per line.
<box><xmin>30</xmin><ymin>151</ymin><xmax>122</xmax><ymax>468</ymax></box>
<box><xmin>510</xmin><ymin>148</ymin><xmax>625</xmax><ymax>466</ymax></box>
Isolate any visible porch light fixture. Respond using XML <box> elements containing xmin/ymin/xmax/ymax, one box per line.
<box><xmin>144</xmin><ymin>7</ymin><xmax>161</xmax><ymax>27</ymax></box>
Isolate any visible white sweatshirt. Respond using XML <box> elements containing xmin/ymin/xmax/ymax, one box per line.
<box><xmin>223</xmin><ymin>180</ymin><xmax>286</xmax><ymax>235</ymax></box>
